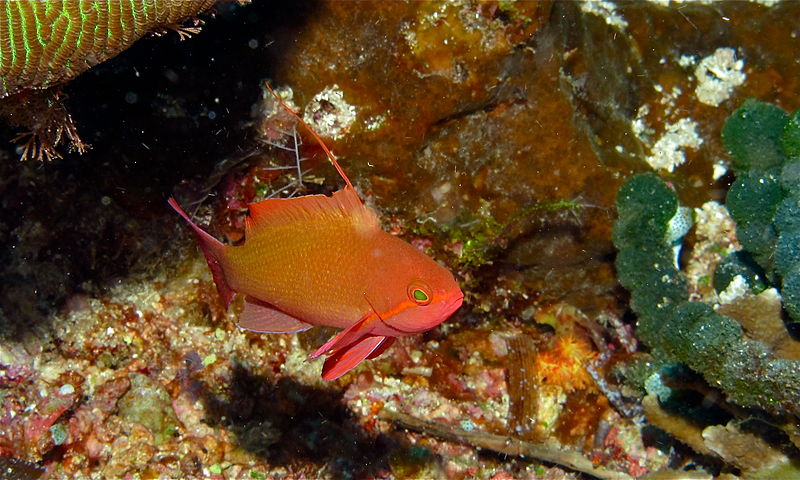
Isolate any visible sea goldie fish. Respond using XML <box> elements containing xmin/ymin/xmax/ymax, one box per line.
<box><xmin>169</xmin><ymin>85</ymin><xmax>463</xmax><ymax>380</ymax></box>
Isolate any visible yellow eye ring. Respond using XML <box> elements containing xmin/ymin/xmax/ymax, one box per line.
<box><xmin>408</xmin><ymin>282</ymin><xmax>432</xmax><ymax>305</ymax></box>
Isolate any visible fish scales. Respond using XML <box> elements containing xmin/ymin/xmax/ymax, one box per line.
<box><xmin>226</xmin><ymin>196</ymin><xmax>380</xmax><ymax>329</ymax></box>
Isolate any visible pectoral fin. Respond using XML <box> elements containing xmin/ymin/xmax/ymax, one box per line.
<box><xmin>238</xmin><ymin>297</ymin><xmax>313</xmax><ymax>333</ymax></box>
<box><xmin>321</xmin><ymin>335</ymin><xmax>387</xmax><ymax>380</ymax></box>
<box><xmin>310</xmin><ymin>310</ymin><xmax>378</xmax><ymax>359</ymax></box>
<box><xmin>367</xmin><ymin>336</ymin><xmax>396</xmax><ymax>359</ymax></box>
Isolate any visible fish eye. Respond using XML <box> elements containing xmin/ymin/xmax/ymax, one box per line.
<box><xmin>407</xmin><ymin>282</ymin><xmax>432</xmax><ymax>306</ymax></box>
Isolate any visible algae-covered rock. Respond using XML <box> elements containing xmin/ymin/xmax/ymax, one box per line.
<box><xmin>117</xmin><ymin>373</ymin><xmax>179</xmax><ymax>445</ymax></box>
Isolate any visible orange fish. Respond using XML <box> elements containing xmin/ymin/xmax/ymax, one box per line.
<box><xmin>169</xmin><ymin>85</ymin><xmax>463</xmax><ymax>380</ymax></box>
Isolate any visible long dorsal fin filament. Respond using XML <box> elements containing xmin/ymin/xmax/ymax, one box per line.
<box><xmin>264</xmin><ymin>82</ymin><xmax>354</xmax><ymax>191</ymax></box>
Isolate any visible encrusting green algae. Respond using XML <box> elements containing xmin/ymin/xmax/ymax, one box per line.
<box><xmin>612</xmin><ymin>98</ymin><xmax>800</xmax><ymax>476</ymax></box>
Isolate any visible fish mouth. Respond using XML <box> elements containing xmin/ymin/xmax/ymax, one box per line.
<box><xmin>446</xmin><ymin>293</ymin><xmax>465</xmax><ymax>312</ymax></box>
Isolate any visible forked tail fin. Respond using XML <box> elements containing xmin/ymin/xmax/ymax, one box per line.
<box><xmin>168</xmin><ymin>198</ymin><xmax>236</xmax><ymax>308</ymax></box>
<box><xmin>263</xmin><ymin>82</ymin><xmax>355</xmax><ymax>191</ymax></box>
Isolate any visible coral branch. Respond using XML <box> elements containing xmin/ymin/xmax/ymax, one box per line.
<box><xmin>381</xmin><ymin>409</ymin><xmax>633</xmax><ymax>480</ymax></box>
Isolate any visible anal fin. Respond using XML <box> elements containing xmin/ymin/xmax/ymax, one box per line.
<box><xmin>238</xmin><ymin>297</ymin><xmax>312</xmax><ymax>334</ymax></box>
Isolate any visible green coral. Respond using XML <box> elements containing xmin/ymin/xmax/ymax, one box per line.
<box><xmin>722</xmin><ymin>98</ymin><xmax>788</xmax><ymax>173</ymax></box>
<box><xmin>725</xmin><ymin>171</ymin><xmax>782</xmax><ymax>226</ymax></box>
<box><xmin>613</xmin><ymin>100</ymin><xmax>800</xmax><ymax>411</ymax></box>
<box><xmin>713</xmin><ymin>251</ymin><xmax>767</xmax><ymax>294</ymax></box>
<box><xmin>663</xmin><ymin>303</ymin><xmax>743</xmax><ymax>367</ymax></box>
<box><xmin>774</xmin><ymin>195</ymin><xmax>800</xmax><ymax>232</ymax></box>
<box><xmin>613</xmin><ymin>167</ymin><xmax>800</xmax><ymax>412</ymax></box>
<box><xmin>613</xmin><ymin>173</ymin><xmax>678</xmax><ymax>249</ymax></box>
<box><xmin>721</xmin><ymin>99</ymin><xmax>800</xmax><ymax>321</ymax></box>
<box><xmin>781</xmin><ymin>110</ymin><xmax>800</xmax><ymax>157</ymax></box>
<box><xmin>782</xmin><ymin>266</ymin><xmax>800</xmax><ymax>321</ymax></box>
<box><xmin>780</xmin><ymin>159</ymin><xmax>800</xmax><ymax>191</ymax></box>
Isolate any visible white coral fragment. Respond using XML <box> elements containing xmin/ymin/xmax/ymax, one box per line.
<box><xmin>645</xmin><ymin>118</ymin><xmax>703</xmax><ymax>172</ymax></box>
<box><xmin>579</xmin><ymin>0</ymin><xmax>628</xmax><ymax>30</ymax></box>
<box><xmin>694</xmin><ymin>47</ymin><xmax>746</xmax><ymax>107</ymax></box>
<box><xmin>302</xmin><ymin>85</ymin><xmax>357</xmax><ymax>140</ymax></box>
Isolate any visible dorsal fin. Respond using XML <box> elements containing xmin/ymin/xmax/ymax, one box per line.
<box><xmin>245</xmin><ymin>186</ymin><xmax>378</xmax><ymax>234</ymax></box>
<box><xmin>264</xmin><ymin>82</ymin><xmax>354</xmax><ymax>190</ymax></box>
